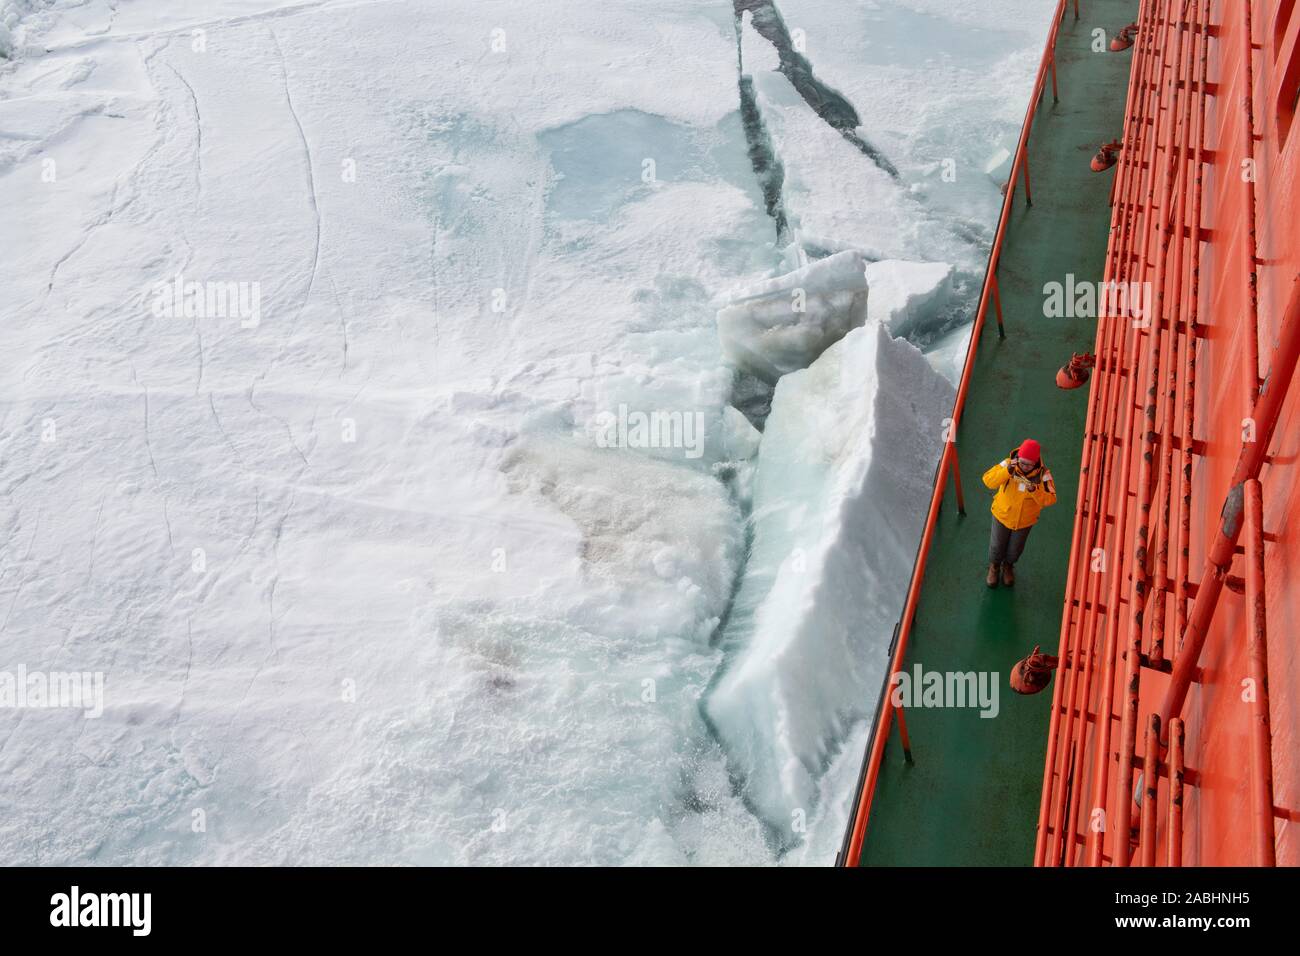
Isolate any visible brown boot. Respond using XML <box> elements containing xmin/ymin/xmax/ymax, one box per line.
<box><xmin>1001</xmin><ymin>563</ymin><xmax>1016</xmax><ymax>587</ymax></box>
<box><xmin>986</xmin><ymin>563</ymin><xmax>1000</xmax><ymax>588</ymax></box>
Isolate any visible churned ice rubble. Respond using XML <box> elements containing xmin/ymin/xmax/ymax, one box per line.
<box><xmin>781</xmin><ymin>718</ymin><xmax>872</xmax><ymax>866</ymax></box>
<box><xmin>704</xmin><ymin>320</ymin><xmax>954</xmax><ymax>836</ymax></box>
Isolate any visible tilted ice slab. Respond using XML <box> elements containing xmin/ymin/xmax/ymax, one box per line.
<box><xmin>716</xmin><ymin>249</ymin><xmax>869</xmax><ymax>384</ymax></box>
<box><xmin>865</xmin><ymin>258</ymin><xmax>955</xmax><ymax>340</ymax></box>
<box><xmin>922</xmin><ymin>321</ymin><xmax>974</xmax><ymax>389</ymax></box>
<box><xmin>704</xmin><ymin>319</ymin><xmax>954</xmax><ymax>836</ymax></box>
<box><xmin>714</xmin><ymin>250</ymin><xmax>956</xmax><ymax>386</ymax></box>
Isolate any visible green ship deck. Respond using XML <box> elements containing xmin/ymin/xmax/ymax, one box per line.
<box><xmin>857</xmin><ymin>1</ymin><xmax>1134</xmax><ymax>866</ymax></box>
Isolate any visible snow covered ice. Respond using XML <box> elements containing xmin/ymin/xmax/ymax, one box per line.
<box><xmin>1</xmin><ymin>0</ymin><xmax>1055</xmax><ymax>864</ymax></box>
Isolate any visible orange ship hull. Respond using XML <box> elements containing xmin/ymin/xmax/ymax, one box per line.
<box><xmin>1036</xmin><ymin>0</ymin><xmax>1300</xmax><ymax>866</ymax></box>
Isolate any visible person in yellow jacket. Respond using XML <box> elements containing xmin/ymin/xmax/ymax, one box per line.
<box><xmin>981</xmin><ymin>438</ymin><xmax>1057</xmax><ymax>588</ymax></box>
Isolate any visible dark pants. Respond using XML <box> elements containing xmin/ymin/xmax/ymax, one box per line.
<box><xmin>989</xmin><ymin>517</ymin><xmax>1032</xmax><ymax>566</ymax></box>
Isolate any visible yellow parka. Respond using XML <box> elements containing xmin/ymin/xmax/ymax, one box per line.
<box><xmin>983</xmin><ymin>451</ymin><xmax>1058</xmax><ymax>530</ymax></box>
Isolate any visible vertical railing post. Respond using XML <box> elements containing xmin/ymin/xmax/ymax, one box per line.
<box><xmin>1244</xmin><ymin>478</ymin><xmax>1277</xmax><ymax>866</ymax></box>
<box><xmin>1139</xmin><ymin>714</ymin><xmax>1160</xmax><ymax>866</ymax></box>
<box><xmin>992</xmin><ymin>273</ymin><xmax>1006</xmax><ymax>338</ymax></box>
<box><xmin>1168</xmin><ymin>717</ymin><xmax>1184</xmax><ymax>866</ymax></box>
<box><xmin>1022</xmin><ymin>152</ymin><xmax>1034</xmax><ymax>206</ymax></box>
<box><xmin>894</xmin><ymin>704</ymin><xmax>914</xmax><ymax>765</ymax></box>
<box><xmin>950</xmin><ymin>447</ymin><xmax>967</xmax><ymax>516</ymax></box>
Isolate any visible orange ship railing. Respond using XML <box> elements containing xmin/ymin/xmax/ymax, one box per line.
<box><xmin>1036</xmin><ymin>0</ymin><xmax>1209</xmax><ymax>868</ymax></box>
<box><xmin>836</xmin><ymin>0</ymin><xmax>1079</xmax><ymax>868</ymax></box>
<box><xmin>1244</xmin><ymin>478</ymin><xmax>1277</xmax><ymax>867</ymax></box>
<box><xmin>1033</xmin><ymin>0</ymin><xmax>1201</xmax><ymax>868</ymax></box>
<box><xmin>1035</xmin><ymin>0</ymin><xmax>1169</xmax><ymax>869</ymax></box>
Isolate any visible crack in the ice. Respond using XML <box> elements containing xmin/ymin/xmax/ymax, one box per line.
<box><xmin>326</xmin><ymin>273</ymin><xmax>349</xmax><ymax>376</ymax></box>
<box><xmin>83</xmin><ymin>492</ymin><xmax>108</xmax><ymax>588</ymax></box>
<box><xmin>709</xmin><ymin>5</ymin><xmax>911</xmax><ymax>853</ymax></box>
<box><xmin>271</xmin><ymin>27</ymin><xmax>322</xmax><ymax>325</ymax></box>
<box><xmin>736</xmin><ymin>71</ymin><xmax>788</xmax><ymax>241</ymax></box>
<box><xmin>165</xmin><ymin>61</ymin><xmax>203</xmax><ymax>195</ymax></box>
<box><xmin>157</xmin><ymin>57</ymin><xmax>209</xmax><ymax>392</ymax></box>
<box><xmin>167</xmin><ymin>618</ymin><xmax>196</xmax><ymax>734</ymax></box>
<box><xmin>43</xmin><ymin>181</ymin><xmax>121</xmax><ymax>301</ymax></box>
<box><xmin>247</xmin><ymin>384</ymin><xmax>313</xmax><ymax>470</ymax></box>
<box><xmin>208</xmin><ymin>393</ymin><xmax>249</xmax><ymax>473</ymax></box>
<box><xmin>138</xmin><ymin>380</ymin><xmax>161</xmax><ymax>482</ymax></box>
<box><xmin>240</xmin><ymin>29</ymin><xmax>325</xmax><ymax>474</ymax></box>
<box><xmin>37</xmin><ymin>40</ymin><xmax>179</xmax><ymax>311</ymax></box>
<box><xmin>735</xmin><ymin>0</ymin><xmax>899</xmax><ymax>180</ymax></box>
<box><xmin>194</xmin><ymin>325</ymin><xmax>205</xmax><ymax>394</ymax></box>
<box><xmin>161</xmin><ymin>498</ymin><xmax>177</xmax><ymax>555</ymax></box>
